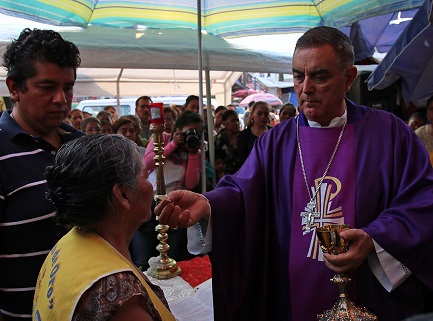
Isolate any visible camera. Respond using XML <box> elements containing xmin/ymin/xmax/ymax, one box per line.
<box><xmin>184</xmin><ymin>128</ymin><xmax>201</xmax><ymax>149</ymax></box>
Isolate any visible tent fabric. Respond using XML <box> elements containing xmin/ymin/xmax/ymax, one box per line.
<box><xmin>340</xmin><ymin>8</ymin><xmax>418</xmax><ymax>62</ymax></box>
<box><xmin>0</xmin><ymin>0</ymin><xmax>425</xmax><ymax>38</ymax></box>
<box><xmin>0</xmin><ymin>27</ymin><xmax>290</xmax><ymax>104</ymax></box>
<box><xmin>367</xmin><ymin>0</ymin><xmax>433</xmax><ymax>106</ymax></box>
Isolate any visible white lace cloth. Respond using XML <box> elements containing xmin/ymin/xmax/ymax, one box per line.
<box><xmin>144</xmin><ymin>257</ymin><xmax>194</xmax><ymax>302</ymax></box>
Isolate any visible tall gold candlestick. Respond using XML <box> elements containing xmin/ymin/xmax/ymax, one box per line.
<box><xmin>148</xmin><ymin>104</ymin><xmax>181</xmax><ymax>279</ymax></box>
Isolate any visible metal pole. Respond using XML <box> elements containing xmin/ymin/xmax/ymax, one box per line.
<box><xmin>197</xmin><ymin>0</ymin><xmax>207</xmax><ymax>192</ymax></box>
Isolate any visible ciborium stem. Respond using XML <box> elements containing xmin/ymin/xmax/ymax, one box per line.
<box><xmin>316</xmin><ymin>225</ymin><xmax>377</xmax><ymax>321</ymax></box>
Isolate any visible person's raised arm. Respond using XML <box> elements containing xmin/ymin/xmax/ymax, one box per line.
<box><xmin>143</xmin><ymin>132</ymin><xmax>177</xmax><ymax>171</ymax></box>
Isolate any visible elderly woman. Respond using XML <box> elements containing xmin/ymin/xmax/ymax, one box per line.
<box><xmin>33</xmin><ymin>135</ymin><xmax>174</xmax><ymax>321</ymax></box>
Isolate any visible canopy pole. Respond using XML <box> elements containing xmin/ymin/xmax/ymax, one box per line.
<box><xmin>116</xmin><ymin>68</ymin><xmax>124</xmax><ymax>115</ymax></box>
<box><xmin>197</xmin><ymin>0</ymin><xmax>207</xmax><ymax>193</ymax></box>
<box><xmin>206</xmin><ymin>70</ymin><xmax>216</xmax><ymax>188</ymax></box>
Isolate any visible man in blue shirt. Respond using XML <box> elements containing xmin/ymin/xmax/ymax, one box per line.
<box><xmin>0</xmin><ymin>28</ymin><xmax>84</xmax><ymax>321</ymax></box>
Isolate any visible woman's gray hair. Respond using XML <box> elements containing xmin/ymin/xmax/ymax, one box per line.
<box><xmin>45</xmin><ymin>135</ymin><xmax>143</xmax><ymax>230</ymax></box>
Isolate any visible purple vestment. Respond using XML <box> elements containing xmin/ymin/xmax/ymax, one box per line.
<box><xmin>204</xmin><ymin>100</ymin><xmax>433</xmax><ymax>321</ymax></box>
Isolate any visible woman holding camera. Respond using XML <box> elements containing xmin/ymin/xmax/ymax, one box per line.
<box><xmin>130</xmin><ymin>111</ymin><xmax>203</xmax><ymax>268</ymax></box>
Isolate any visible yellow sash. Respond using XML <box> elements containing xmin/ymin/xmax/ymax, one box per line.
<box><xmin>33</xmin><ymin>227</ymin><xmax>174</xmax><ymax>321</ymax></box>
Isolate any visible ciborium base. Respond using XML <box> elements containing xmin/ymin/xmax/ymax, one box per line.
<box><xmin>317</xmin><ymin>275</ymin><xmax>377</xmax><ymax>321</ymax></box>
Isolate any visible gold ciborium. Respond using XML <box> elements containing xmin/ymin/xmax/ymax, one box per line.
<box><xmin>316</xmin><ymin>224</ymin><xmax>377</xmax><ymax>321</ymax></box>
<box><xmin>148</xmin><ymin>103</ymin><xmax>181</xmax><ymax>279</ymax></box>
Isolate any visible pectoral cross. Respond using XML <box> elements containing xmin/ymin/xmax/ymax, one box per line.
<box><xmin>301</xmin><ymin>200</ymin><xmax>320</xmax><ymax>233</ymax></box>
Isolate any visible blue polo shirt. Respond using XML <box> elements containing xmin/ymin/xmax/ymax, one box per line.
<box><xmin>0</xmin><ymin>111</ymin><xmax>84</xmax><ymax>320</ymax></box>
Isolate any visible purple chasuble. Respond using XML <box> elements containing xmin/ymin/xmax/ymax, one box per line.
<box><xmin>290</xmin><ymin>125</ymin><xmax>357</xmax><ymax>319</ymax></box>
<box><xmin>205</xmin><ymin>100</ymin><xmax>433</xmax><ymax>321</ymax></box>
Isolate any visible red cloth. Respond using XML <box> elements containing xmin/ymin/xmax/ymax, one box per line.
<box><xmin>177</xmin><ymin>255</ymin><xmax>212</xmax><ymax>288</ymax></box>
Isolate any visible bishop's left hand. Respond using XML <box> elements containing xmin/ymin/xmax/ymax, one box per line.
<box><xmin>323</xmin><ymin>228</ymin><xmax>374</xmax><ymax>274</ymax></box>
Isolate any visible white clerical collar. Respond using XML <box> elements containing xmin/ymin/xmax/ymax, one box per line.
<box><xmin>307</xmin><ymin>109</ymin><xmax>347</xmax><ymax>128</ymax></box>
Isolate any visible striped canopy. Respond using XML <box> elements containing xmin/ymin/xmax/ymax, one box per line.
<box><xmin>0</xmin><ymin>0</ymin><xmax>425</xmax><ymax>38</ymax></box>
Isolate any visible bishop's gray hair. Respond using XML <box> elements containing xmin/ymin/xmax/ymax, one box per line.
<box><xmin>295</xmin><ymin>26</ymin><xmax>355</xmax><ymax>72</ymax></box>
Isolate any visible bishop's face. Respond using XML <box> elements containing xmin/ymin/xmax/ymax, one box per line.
<box><xmin>292</xmin><ymin>44</ymin><xmax>357</xmax><ymax>126</ymax></box>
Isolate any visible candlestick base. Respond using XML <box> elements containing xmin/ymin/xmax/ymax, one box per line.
<box><xmin>148</xmin><ymin>223</ymin><xmax>182</xmax><ymax>279</ymax></box>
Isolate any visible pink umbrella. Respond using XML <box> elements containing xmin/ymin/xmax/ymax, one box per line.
<box><xmin>239</xmin><ymin>92</ymin><xmax>283</xmax><ymax>107</ymax></box>
<box><xmin>232</xmin><ymin>89</ymin><xmax>259</xmax><ymax>99</ymax></box>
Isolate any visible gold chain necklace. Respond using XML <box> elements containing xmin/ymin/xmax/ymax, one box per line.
<box><xmin>296</xmin><ymin>115</ymin><xmax>347</xmax><ymax>233</ymax></box>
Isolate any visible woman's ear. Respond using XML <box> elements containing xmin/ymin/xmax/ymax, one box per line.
<box><xmin>112</xmin><ymin>184</ymin><xmax>131</xmax><ymax>210</ymax></box>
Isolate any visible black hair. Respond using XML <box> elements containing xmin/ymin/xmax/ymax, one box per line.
<box><xmin>135</xmin><ymin>96</ymin><xmax>153</xmax><ymax>108</ymax></box>
<box><xmin>172</xmin><ymin>110</ymin><xmax>204</xmax><ymax>135</ymax></box>
<box><xmin>408</xmin><ymin>112</ymin><xmax>427</xmax><ymax>123</ymax></box>
<box><xmin>45</xmin><ymin>135</ymin><xmax>142</xmax><ymax>230</ymax></box>
<box><xmin>2</xmin><ymin>28</ymin><xmax>81</xmax><ymax>92</ymax></box>
<box><xmin>185</xmin><ymin>95</ymin><xmax>199</xmax><ymax>107</ymax></box>
<box><xmin>222</xmin><ymin>109</ymin><xmax>238</xmax><ymax>122</ymax></box>
<box><xmin>215</xmin><ymin>105</ymin><xmax>228</xmax><ymax>115</ymax></box>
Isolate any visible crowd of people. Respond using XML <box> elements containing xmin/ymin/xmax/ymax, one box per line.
<box><xmin>1</xmin><ymin>26</ymin><xmax>433</xmax><ymax>321</ymax></box>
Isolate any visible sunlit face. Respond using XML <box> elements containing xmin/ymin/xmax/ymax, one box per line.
<box><xmin>251</xmin><ymin>104</ymin><xmax>270</xmax><ymax>128</ymax></box>
<box><xmin>135</xmin><ymin>98</ymin><xmax>151</xmax><ymax>123</ymax></box>
<box><xmin>292</xmin><ymin>44</ymin><xmax>357</xmax><ymax>126</ymax></box>
<box><xmin>9</xmin><ymin>61</ymin><xmax>75</xmax><ymax>136</ymax></box>
<box><xmin>117</xmin><ymin>122</ymin><xmax>136</xmax><ymax>141</ymax></box>
<box><xmin>83</xmin><ymin>120</ymin><xmax>102</xmax><ymax>135</ymax></box>
<box><xmin>69</xmin><ymin>110</ymin><xmax>83</xmax><ymax>130</ymax></box>
<box><xmin>185</xmin><ymin>99</ymin><xmax>199</xmax><ymax>113</ymax></box>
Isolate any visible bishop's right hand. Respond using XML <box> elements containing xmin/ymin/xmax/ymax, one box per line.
<box><xmin>155</xmin><ymin>190</ymin><xmax>210</xmax><ymax>229</ymax></box>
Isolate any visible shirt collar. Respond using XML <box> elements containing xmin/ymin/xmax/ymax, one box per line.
<box><xmin>0</xmin><ymin>110</ymin><xmax>78</xmax><ymax>140</ymax></box>
<box><xmin>307</xmin><ymin>109</ymin><xmax>348</xmax><ymax>128</ymax></box>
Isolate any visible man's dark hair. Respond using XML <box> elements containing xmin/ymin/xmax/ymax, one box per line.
<box><xmin>2</xmin><ymin>28</ymin><xmax>81</xmax><ymax>92</ymax></box>
<box><xmin>295</xmin><ymin>26</ymin><xmax>354</xmax><ymax>72</ymax></box>
<box><xmin>135</xmin><ymin>96</ymin><xmax>153</xmax><ymax>108</ymax></box>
